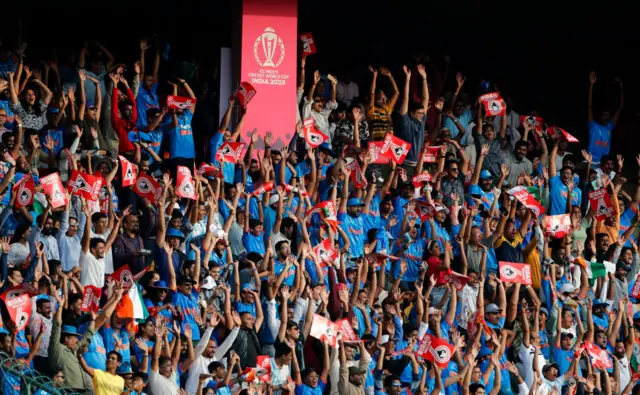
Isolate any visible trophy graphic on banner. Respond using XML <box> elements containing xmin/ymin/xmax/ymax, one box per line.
<box><xmin>260</xmin><ymin>27</ymin><xmax>278</xmax><ymax>67</ymax></box>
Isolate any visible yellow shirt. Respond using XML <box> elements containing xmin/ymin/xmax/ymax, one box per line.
<box><xmin>367</xmin><ymin>104</ymin><xmax>394</xmax><ymax>141</ymax></box>
<box><xmin>93</xmin><ymin>369</ymin><xmax>125</xmax><ymax>395</ymax></box>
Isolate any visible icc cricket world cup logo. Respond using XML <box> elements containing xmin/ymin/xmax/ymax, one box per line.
<box><xmin>254</xmin><ymin>27</ymin><xmax>285</xmax><ymax>67</ymax></box>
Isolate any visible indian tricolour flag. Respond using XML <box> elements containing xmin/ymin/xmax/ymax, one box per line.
<box><xmin>116</xmin><ymin>282</ymin><xmax>149</xmax><ymax>322</ymax></box>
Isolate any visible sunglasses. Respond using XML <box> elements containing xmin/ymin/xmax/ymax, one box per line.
<box><xmin>88</xmin><ymin>107</ymin><xmax>98</xmax><ymax>111</ymax></box>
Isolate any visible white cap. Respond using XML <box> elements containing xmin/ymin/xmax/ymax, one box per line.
<box><xmin>201</xmin><ymin>276</ymin><xmax>216</xmax><ymax>290</ymax></box>
<box><xmin>268</xmin><ymin>194</ymin><xmax>288</xmax><ymax>206</ymax></box>
<box><xmin>560</xmin><ymin>283</ymin><xmax>577</xmax><ymax>294</ymax></box>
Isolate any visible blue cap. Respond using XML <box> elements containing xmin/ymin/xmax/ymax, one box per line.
<box><xmin>593</xmin><ymin>299</ymin><xmax>610</xmax><ymax>307</ymax></box>
<box><xmin>480</xmin><ymin>170</ymin><xmax>493</xmax><ymax>180</ymax></box>
<box><xmin>205</xmin><ymin>380</ymin><xmax>218</xmax><ymax>390</ymax></box>
<box><xmin>166</xmin><ymin>228</ymin><xmax>185</xmax><ymax>240</ymax></box>
<box><xmin>117</xmin><ymin>365</ymin><xmax>134</xmax><ymax>375</ymax></box>
<box><xmin>478</xmin><ymin>346</ymin><xmax>493</xmax><ymax>357</ymax></box>
<box><xmin>634</xmin><ymin>311</ymin><xmax>640</xmax><ymax>320</ymax></box>
<box><xmin>347</xmin><ymin>198</ymin><xmax>365</xmax><ymax>207</ymax></box>
<box><xmin>152</xmin><ymin>280</ymin><xmax>170</xmax><ymax>289</ymax></box>
<box><xmin>127</xmin><ymin>131</ymin><xmax>153</xmax><ymax>143</ymax></box>
<box><xmin>242</xmin><ymin>283</ymin><xmax>255</xmax><ymax>292</ymax></box>
<box><xmin>61</xmin><ymin>325</ymin><xmax>81</xmax><ymax>337</ymax></box>
<box><xmin>319</xmin><ymin>142</ymin><xmax>337</xmax><ymax>158</ymax></box>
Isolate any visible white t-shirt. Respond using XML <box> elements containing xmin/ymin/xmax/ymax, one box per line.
<box><xmin>518</xmin><ymin>343</ymin><xmax>546</xmax><ymax>389</ymax></box>
<box><xmin>149</xmin><ymin>370</ymin><xmax>179</xmax><ymax>395</ymax></box>
<box><xmin>90</xmin><ymin>229</ymin><xmax>113</xmax><ymax>274</ymax></box>
<box><xmin>619</xmin><ymin>355</ymin><xmax>631</xmax><ymax>393</ymax></box>
<box><xmin>80</xmin><ymin>251</ymin><xmax>105</xmax><ymax>288</ymax></box>
<box><xmin>539</xmin><ymin>376</ymin><xmax>565</xmax><ymax>395</ymax></box>
<box><xmin>270</xmin><ymin>359</ymin><xmax>291</xmax><ymax>395</ymax></box>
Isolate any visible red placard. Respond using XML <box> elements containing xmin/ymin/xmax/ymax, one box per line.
<box><xmin>507</xmin><ymin>186</ymin><xmax>545</xmax><ymax>216</ymax></box>
<box><xmin>365</xmin><ymin>253</ymin><xmax>400</xmax><ymax>269</ymax></box>
<box><xmin>309</xmin><ymin>314</ymin><xmax>338</xmax><ymax>347</ymax></box>
<box><xmin>300</xmin><ymin>32</ymin><xmax>316</xmax><ymax>57</ymax></box>
<box><xmin>422</xmin><ymin>146</ymin><xmax>441</xmax><ymax>163</ymax></box>
<box><xmin>344</xmin><ymin>156</ymin><xmax>367</xmax><ymax>188</ymax></box>
<box><xmin>133</xmin><ymin>173</ymin><xmax>162</xmax><ymax>203</ymax></box>
<box><xmin>216</xmin><ymin>142</ymin><xmax>245</xmax><ymax>164</ymax></box>
<box><xmin>545</xmin><ymin>214</ymin><xmax>572</xmax><ymax>239</ymax></box>
<box><xmin>256</xmin><ymin>356</ymin><xmax>272</xmax><ymax>383</ymax></box>
<box><xmin>196</xmin><ymin>163</ymin><xmax>223</xmax><ymax>179</ymax></box>
<box><xmin>67</xmin><ymin>170</ymin><xmax>103</xmax><ymax>201</ymax></box>
<box><xmin>588</xmin><ymin>188</ymin><xmax>617</xmax><ymax>221</ymax></box>
<box><xmin>417</xmin><ymin>333</ymin><xmax>455</xmax><ymax>368</ymax></box>
<box><xmin>236</xmin><ymin>82</ymin><xmax>257</xmax><ymax>108</ymax></box>
<box><xmin>437</xmin><ymin>269</ymin><xmax>470</xmax><ymax>291</ymax></box>
<box><xmin>41</xmin><ymin>172</ymin><xmax>68</xmax><ymax>208</ymax></box>
<box><xmin>13</xmin><ymin>174</ymin><xmax>34</xmax><ymax>208</ymax></box>
<box><xmin>166</xmin><ymin>95</ymin><xmax>196</xmax><ymax>110</ymax></box>
<box><xmin>412</xmin><ymin>172</ymin><xmax>433</xmax><ymax>188</ymax></box>
<box><xmin>520</xmin><ymin>115</ymin><xmax>544</xmax><ymax>132</ymax></box>
<box><xmin>379</xmin><ymin>134</ymin><xmax>411</xmax><ymax>165</ymax></box>
<box><xmin>241</xmin><ymin>0</ymin><xmax>297</xmax><ymax>148</ymax></box>
<box><xmin>368</xmin><ymin>141</ymin><xmax>390</xmax><ymax>164</ymax></box>
<box><xmin>336</xmin><ymin>318</ymin><xmax>360</xmax><ymax>342</ymax></box>
<box><xmin>119</xmin><ymin>155</ymin><xmax>138</xmax><ymax>187</ymax></box>
<box><xmin>81</xmin><ymin>285</ymin><xmax>102</xmax><ymax>313</ymax></box>
<box><xmin>584</xmin><ymin>341</ymin><xmax>613</xmax><ymax>370</ymax></box>
<box><xmin>498</xmin><ymin>262</ymin><xmax>532</xmax><ymax>285</ymax></box>
<box><xmin>0</xmin><ymin>285</ymin><xmax>37</xmax><ymax>332</ymax></box>
<box><xmin>303</xmin><ymin>118</ymin><xmax>328</xmax><ymax>148</ymax></box>
<box><xmin>313</xmin><ymin>238</ymin><xmax>339</xmax><ymax>266</ymax></box>
<box><xmin>479</xmin><ymin>92</ymin><xmax>506</xmax><ymax>116</ymax></box>
<box><xmin>176</xmin><ymin>166</ymin><xmax>197</xmax><ymax>200</ymax></box>
<box><xmin>413</xmin><ymin>200</ymin><xmax>437</xmax><ymax>221</ymax></box>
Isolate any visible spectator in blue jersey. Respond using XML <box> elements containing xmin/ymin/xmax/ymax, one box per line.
<box><xmin>165</xmin><ymin>77</ymin><xmax>197</xmax><ymax>173</ymax></box>
<box><xmin>587</xmin><ymin>71</ymin><xmax>623</xmax><ymax>165</ymax></box>
<box><xmin>136</xmin><ymin>39</ymin><xmax>160</xmax><ymax>130</ymax></box>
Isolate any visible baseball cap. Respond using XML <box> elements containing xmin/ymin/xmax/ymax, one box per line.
<box><xmin>485</xmin><ymin>303</ymin><xmax>502</xmax><ymax>314</ymax></box>
<box><xmin>593</xmin><ymin>299</ymin><xmax>610</xmax><ymax>308</ymax></box>
<box><xmin>318</xmin><ymin>142</ymin><xmax>337</xmax><ymax>158</ymax></box>
<box><xmin>178</xmin><ymin>277</ymin><xmax>197</xmax><ymax>285</ymax></box>
<box><xmin>543</xmin><ymin>362</ymin><xmax>559</xmax><ymax>372</ymax></box>
<box><xmin>539</xmin><ymin>307</ymin><xmax>549</xmax><ymax>316</ymax></box>
<box><xmin>480</xmin><ymin>170</ymin><xmax>493</xmax><ymax>180</ymax></box>
<box><xmin>269</xmin><ymin>194</ymin><xmax>288</xmax><ymax>206</ymax></box>
<box><xmin>478</xmin><ymin>346</ymin><xmax>493</xmax><ymax>358</ymax></box>
<box><xmin>201</xmin><ymin>276</ymin><xmax>216</xmax><ymax>290</ymax></box>
<box><xmin>560</xmin><ymin>284</ymin><xmax>577</xmax><ymax>294</ymax></box>
<box><xmin>347</xmin><ymin>198</ymin><xmax>365</xmax><ymax>207</ymax></box>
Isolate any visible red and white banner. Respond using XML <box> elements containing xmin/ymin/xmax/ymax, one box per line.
<box><xmin>196</xmin><ymin>163</ymin><xmax>223</xmax><ymax>179</ymax></box>
<box><xmin>368</xmin><ymin>141</ymin><xmax>389</xmax><ymax>164</ymax></box>
<box><xmin>417</xmin><ymin>333</ymin><xmax>455</xmax><ymax>368</ymax></box>
<box><xmin>547</xmin><ymin>126</ymin><xmax>579</xmax><ymax>143</ymax></box>
<box><xmin>313</xmin><ymin>237</ymin><xmax>339</xmax><ymax>266</ymax></box>
<box><xmin>480</xmin><ymin>92</ymin><xmax>506</xmax><ymax>116</ymax></box>
<box><xmin>498</xmin><ymin>262</ymin><xmax>532</xmax><ymax>285</ymax></box>
<box><xmin>344</xmin><ymin>156</ymin><xmax>367</xmax><ymax>188</ymax></box>
<box><xmin>365</xmin><ymin>253</ymin><xmax>400</xmax><ymax>270</ymax></box>
<box><xmin>166</xmin><ymin>95</ymin><xmax>196</xmax><ymax>110</ymax></box>
<box><xmin>437</xmin><ymin>269</ymin><xmax>470</xmax><ymax>291</ymax></box>
<box><xmin>631</xmin><ymin>273</ymin><xmax>640</xmax><ymax>298</ymax></box>
<box><xmin>413</xmin><ymin>200</ymin><xmax>437</xmax><ymax>221</ymax></box>
<box><xmin>303</xmin><ymin>118</ymin><xmax>328</xmax><ymax>148</ymax></box>
<box><xmin>253</xmin><ymin>181</ymin><xmax>274</xmax><ymax>196</ymax></box>
<box><xmin>241</xmin><ymin>0</ymin><xmax>297</xmax><ymax>148</ymax></box>
<box><xmin>176</xmin><ymin>166</ymin><xmax>197</xmax><ymax>200</ymax></box>
<box><xmin>309</xmin><ymin>314</ymin><xmax>338</xmax><ymax>347</ymax></box>
<box><xmin>256</xmin><ymin>355</ymin><xmax>272</xmax><ymax>383</ymax></box>
<box><xmin>0</xmin><ymin>285</ymin><xmax>37</xmax><ymax>331</ymax></box>
<box><xmin>236</xmin><ymin>82</ymin><xmax>257</xmax><ymax>108</ymax></box>
<box><xmin>216</xmin><ymin>142</ymin><xmax>245</xmax><ymax>164</ymax></box>
<box><xmin>422</xmin><ymin>146</ymin><xmax>441</xmax><ymax>163</ymax></box>
<box><xmin>507</xmin><ymin>186</ymin><xmax>545</xmax><ymax>216</ymax></box>
<box><xmin>282</xmin><ymin>183</ymin><xmax>307</xmax><ymax>196</ymax></box>
<box><xmin>336</xmin><ymin>318</ymin><xmax>360</xmax><ymax>342</ymax></box>
<box><xmin>119</xmin><ymin>155</ymin><xmax>138</xmax><ymax>187</ymax></box>
<box><xmin>584</xmin><ymin>341</ymin><xmax>612</xmax><ymax>370</ymax></box>
<box><xmin>520</xmin><ymin>115</ymin><xmax>543</xmax><ymax>132</ymax></box>
<box><xmin>379</xmin><ymin>134</ymin><xmax>411</xmax><ymax>165</ymax></box>
<box><xmin>545</xmin><ymin>214</ymin><xmax>572</xmax><ymax>239</ymax></box>
<box><xmin>67</xmin><ymin>170</ymin><xmax>103</xmax><ymax>201</ymax></box>
<box><xmin>41</xmin><ymin>172</ymin><xmax>68</xmax><ymax>208</ymax></box>
<box><xmin>300</xmin><ymin>32</ymin><xmax>316</xmax><ymax>57</ymax></box>
<box><xmin>133</xmin><ymin>173</ymin><xmax>162</xmax><ymax>203</ymax></box>
<box><xmin>589</xmin><ymin>188</ymin><xmax>617</xmax><ymax>221</ymax></box>
<box><xmin>412</xmin><ymin>172</ymin><xmax>432</xmax><ymax>188</ymax></box>
<box><xmin>13</xmin><ymin>174</ymin><xmax>34</xmax><ymax>208</ymax></box>
<box><xmin>81</xmin><ymin>285</ymin><xmax>102</xmax><ymax>313</ymax></box>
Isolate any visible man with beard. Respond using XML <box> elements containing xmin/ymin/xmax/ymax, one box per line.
<box><xmin>338</xmin><ymin>169</ymin><xmax>366</xmax><ymax>259</ymax></box>
<box><xmin>468</xmin><ymin>145</ymin><xmax>506</xmax><ymax>227</ymax></box>
<box><xmin>338</xmin><ymin>338</ymin><xmax>370</xmax><ymax>395</ymax></box>
<box><xmin>503</xmin><ymin>140</ymin><xmax>532</xmax><ymax>187</ymax></box>
<box><xmin>35</xmin><ymin>208</ymin><xmax>59</xmax><ymax>260</ymax></box>
<box><xmin>183</xmin><ymin>313</ymin><xmax>240</xmax><ymax>395</ymax></box>
<box><xmin>29</xmin><ymin>296</ymin><xmax>54</xmax><ymax>375</ymax></box>
<box><xmin>79</xmin><ymin>203</ymin><xmax>121</xmax><ymax>288</ymax></box>
<box><xmin>49</xmin><ymin>293</ymin><xmax>97</xmax><ymax>390</ymax></box>
<box><xmin>549</xmin><ymin>142</ymin><xmax>582</xmax><ymax>216</ymax></box>
<box><xmin>113</xmin><ymin>211</ymin><xmax>146</xmax><ymax>275</ymax></box>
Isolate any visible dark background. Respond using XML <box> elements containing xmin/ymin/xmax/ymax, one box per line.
<box><xmin>5</xmin><ymin>1</ymin><xmax>640</xmax><ymax>159</ymax></box>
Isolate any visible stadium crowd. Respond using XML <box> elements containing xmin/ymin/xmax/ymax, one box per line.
<box><xmin>0</xmin><ymin>26</ymin><xmax>637</xmax><ymax>395</ymax></box>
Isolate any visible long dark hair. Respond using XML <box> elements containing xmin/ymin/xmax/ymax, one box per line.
<box><xmin>20</xmin><ymin>85</ymin><xmax>44</xmax><ymax>117</ymax></box>
<box><xmin>10</xmin><ymin>221</ymin><xmax>31</xmax><ymax>244</ymax></box>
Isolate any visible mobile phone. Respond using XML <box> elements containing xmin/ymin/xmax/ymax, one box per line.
<box><xmin>470</xmin><ymin>194</ymin><xmax>482</xmax><ymax>200</ymax></box>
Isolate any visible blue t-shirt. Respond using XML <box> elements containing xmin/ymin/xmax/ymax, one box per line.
<box><xmin>338</xmin><ymin>211</ymin><xmax>365</xmax><ymax>258</ymax></box>
<box><xmin>549</xmin><ymin>175</ymin><xmax>582</xmax><ymax>216</ymax></box>
<box><xmin>136</xmin><ymin>82</ymin><xmax>159</xmax><ymax>130</ymax></box>
<box><xmin>242</xmin><ymin>231</ymin><xmax>265</xmax><ymax>255</ymax></box>
<box><xmin>587</xmin><ymin>119</ymin><xmax>614</xmax><ymax>164</ymax></box>
<box><xmin>468</xmin><ymin>184</ymin><xmax>499</xmax><ymax>227</ymax></box>
<box><xmin>172</xmin><ymin>289</ymin><xmax>201</xmax><ymax>341</ymax></box>
<box><xmin>100</xmin><ymin>324</ymin><xmax>132</xmax><ymax>372</ymax></box>
<box><xmin>391</xmin><ymin>239</ymin><xmax>426</xmax><ymax>282</ymax></box>
<box><xmin>274</xmin><ymin>257</ymin><xmax>296</xmax><ymax>287</ymax></box>
<box><xmin>79</xmin><ymin>323</ymin><xmax>106</xmax><ymax>370</ymax></box>
<box><xmin>144</xmin><ymin>299</ymin><xmax>174</xmax><ymax>342</ymax></box>
<box><xmin>166</xmin><ymin>110</ymin><xmax>195</xmax><ymax>159</ymax></box>
<box><xmin>552</xmin><ymin>345</ymin><xmax>574</xmax><ymax>376</ymax></box>
<box><xmin>40</xmin><ymin>128</ymin><xmax>64</xmax><ymax>157</ymax></box>
<box><xmin>443</xmin><ymin>109</ymin><xmax>473</xmax><ymax>141</ymax></box>
<box><xmin>295</xmin><ymin>380</ymin><xmax>326</xmax><ymax>395</ymax></box>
